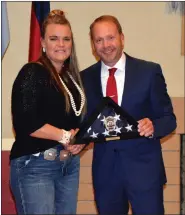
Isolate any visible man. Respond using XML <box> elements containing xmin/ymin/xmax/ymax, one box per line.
<box><xmin>80</xmin><ymin>15</ymin><xmax>176</xmax><ymax>214</ymax></box>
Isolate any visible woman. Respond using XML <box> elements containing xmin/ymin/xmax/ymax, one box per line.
<box><xmin>10</xmin><ymin>10</ymin><xmax>85</xmax><ymax>214</ymax></box>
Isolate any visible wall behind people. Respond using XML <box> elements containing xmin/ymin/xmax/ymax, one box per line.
<box><xmin>2</xmin><ymin>1</ymin><xmax>184</xmax><ymax>140</ymax></box>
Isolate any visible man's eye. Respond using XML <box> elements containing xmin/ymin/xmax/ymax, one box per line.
<box><xmin>108</xmin><ymin>36</ymin><xmax>114</xmax><ymax>40</ymax></box>
<box><xmin>96</xmin><ymin>39</ymin><xmax>102</xmax><ymax>43</ymax></box>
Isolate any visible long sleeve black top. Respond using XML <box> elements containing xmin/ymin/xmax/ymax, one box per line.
<box><xmin>10</xmin><ymin>63</ymin><xmax>81</xmax><ymax>160</ymax></box>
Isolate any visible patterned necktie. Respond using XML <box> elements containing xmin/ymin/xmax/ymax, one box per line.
<box><xmin>106</xmin><ymin>68</ymin><xmax>118</xmax><ymax>103</ymax></box>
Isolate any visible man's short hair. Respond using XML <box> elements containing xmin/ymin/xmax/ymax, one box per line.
<box><xmin>90</xmin><ymin>15</ymin><xmax>123</xmax><ymax>39</ymax></box>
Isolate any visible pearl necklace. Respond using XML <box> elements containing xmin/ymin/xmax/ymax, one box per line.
<box><xmin>59</xmin><ymin>73</ymin><xmax>85</xmax><ymax>116</ymax></box>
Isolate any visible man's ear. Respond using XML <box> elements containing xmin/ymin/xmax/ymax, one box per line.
<box><xmin>121</xmin><ymin>33</ymin><xmax>124</xmax><ymax>49</ymax></box>
<box><xmin>91</xmin><ymin>40</ymin><xmax>96</xmax><ymax>54</ymax></box>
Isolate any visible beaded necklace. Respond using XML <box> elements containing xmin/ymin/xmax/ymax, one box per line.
<box><xmin>59</xmin><ymin>73</ymin><xmax>85</xmax><ymax>116</ymax></box>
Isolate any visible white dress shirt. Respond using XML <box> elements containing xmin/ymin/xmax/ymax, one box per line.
<box><xmin>101</xmin><ymin>53</ymin><xmax>126</xmax><ymax>106</ymax></box>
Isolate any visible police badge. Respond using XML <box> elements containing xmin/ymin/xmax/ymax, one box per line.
<box><xmin>70</xmin><ymin>97</ymin><xmax>142</xmax><ymax>145</ymax></box>
<box><xmin>104</xmin><ymin>116</ymin><xmax>117</xmax><ymax>132</ymax></box>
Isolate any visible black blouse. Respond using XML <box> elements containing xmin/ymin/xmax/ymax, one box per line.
<box><xmin>10</xmin><ymin>63</ymin><xmax>81</xmax><ymax>160</ymax></box>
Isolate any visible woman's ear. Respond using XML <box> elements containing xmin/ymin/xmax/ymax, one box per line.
<box><xmin>40</xmin><ymin>38</ymin><xmax>46</xmax><ymax>49</ymax></box>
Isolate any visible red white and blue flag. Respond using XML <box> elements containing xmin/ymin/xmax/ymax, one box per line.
<box><xmin>28</xmin><ymin>1</ymin><xmax>50</xmax><ymax>62</ymax></box>
<box><xmin>72</xmin><ymin>97</ymin><xmax>141</xmax><ymax>145</ymax></box>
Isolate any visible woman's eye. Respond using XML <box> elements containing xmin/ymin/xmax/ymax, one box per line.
<box><xmin>50</xmin><ymin>37</ymin><xmax>57</xmax><ymax>41</ymax></box>
<box><xmin>64</xmin><ymin>38</ymin><xmax>71</xmax><ymax>41</ymax></box>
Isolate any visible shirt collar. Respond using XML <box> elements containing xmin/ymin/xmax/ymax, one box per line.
<box><xmin>101</xmin><ymin>52</ymin><xmax>126</xmax><ymax>74</ymax></box>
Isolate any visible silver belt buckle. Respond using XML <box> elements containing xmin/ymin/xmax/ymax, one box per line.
<box><xmin>44</xmin><ymin>148</ymin><xmax>57</xmax><ymax>161</ymax></box>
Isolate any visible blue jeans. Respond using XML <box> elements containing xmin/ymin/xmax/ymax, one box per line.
<box><xmin>10</xmin><ymin>145</ymin><xmax>80</xmax><ymax>214</ymax></box>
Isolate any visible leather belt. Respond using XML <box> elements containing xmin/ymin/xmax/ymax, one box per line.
<box><xmin>32</xmin><ymin>148</ymin><xmax>71</xmax><ymax>161</ymax></box>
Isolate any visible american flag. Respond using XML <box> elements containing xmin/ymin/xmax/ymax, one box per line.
<box><xmin>73</xmin><ymin>97</ymin><xmax>141</xmax><ymax>144</ymax></box>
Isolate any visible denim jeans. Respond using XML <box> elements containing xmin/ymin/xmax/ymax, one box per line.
<box><xmin>10</xmin><ymin>145</ymin><xmax>80</xmax><ymax>214</ymax></box>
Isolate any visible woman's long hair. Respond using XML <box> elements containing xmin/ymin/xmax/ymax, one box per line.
<box><xmin>38</xmin><ymin>10</ymin><xmax>86</xmax><ymax>114</ymax></box>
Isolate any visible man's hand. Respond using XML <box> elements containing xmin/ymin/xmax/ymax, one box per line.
<box><xmin>66</xmin><ymin>144</ymin><xmax>85</xmax><ymax>155</ymax></box>
<box><xmin>65</xmin><ymin>128</ymin><xmax>85</xmax><ymax>154</ymax></box>
<box><xmin>137</xmin><ymin>118</ymin><xmax>154</xmax><ymax>137</ymax></box>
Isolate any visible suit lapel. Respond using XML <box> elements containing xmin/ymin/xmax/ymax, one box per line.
<box><xmin>92</xmin><ymin>61</ymin><xmax>103</xmax><ymax>101</ymax></box>
<box><xmin>121</xmin><ymin>53</ymin><xmax>135</xmax><ymax>107</ymax></box>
